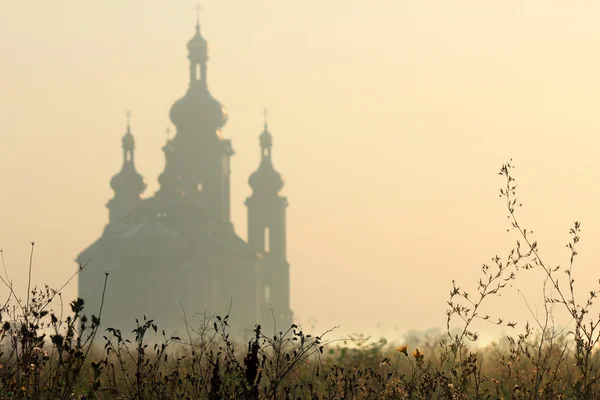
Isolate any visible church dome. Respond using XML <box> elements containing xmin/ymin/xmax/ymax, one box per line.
<box><xmin>169</xmin><ymin>86</ymin><xmax>228</xmax><ymax>130</ymax></box>
<box><xmin>187</xmin><ymin>24</ymin><xmax>208</xmax><ymax>53</ymax></box>
<box><xmin>122</xmin><ymin>130</ymin><xmax>134</xmax><ymax>151</ymax></box>
<box><xmin>259</xmin><ymin>129</ymin><xmax>272</xmax><ymax>148</ymax></box>
<box><xmin>249</xmin><ymin>160</ymin><xmax>284</xmax><ymax>194</ymax></box>
<box><xmin>110</xmin><ymin>121</ymin><xmax>146</xmax><ymax>197</ymax></box>
<box><xmin>110</xmin><ymin>162</ymin><xmax>146</xmax><ymax>195</ymax></box>
<box><xmin>169</xmin><ymin>20</ymin><xmax>228</xmax><ymax>133</ymax></box>
<box><xmin>249</xmin><ymin>121</ymin><xmax>283</xmax><ymax>194</ymax></box>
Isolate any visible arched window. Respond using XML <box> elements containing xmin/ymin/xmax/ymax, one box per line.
<box><xmin>264</xmin><ymin>226</ymin><xmax>270</xmax><ymax>253</ymax></box>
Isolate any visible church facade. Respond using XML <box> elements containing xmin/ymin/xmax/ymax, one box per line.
<box><xmin>77</xmin><ymin>19</ymin><xmax>292</xmax><ymax>335</ymax></box>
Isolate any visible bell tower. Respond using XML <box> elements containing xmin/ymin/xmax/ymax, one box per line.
<box><xmin>246</xmin><ymin>111</ymin><xmax>292</xmax><ymax>326</ymax></box>
<box><xmin>106</xmin><ymin>112</ymin><xmax>146</xmax><ymax>232</ymax></box>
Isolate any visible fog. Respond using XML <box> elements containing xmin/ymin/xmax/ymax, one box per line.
<box><xmin>3</xmin><ymin>1</ymin><xmax>600</xmax><ymax>340</ymax></box>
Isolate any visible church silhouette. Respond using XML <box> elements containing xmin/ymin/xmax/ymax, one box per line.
<box><xmin>77</xmin><ymin>18</ymin><xmax>292</xmax><ymax>335</ymax></box>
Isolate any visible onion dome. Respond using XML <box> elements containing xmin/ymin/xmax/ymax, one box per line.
<box><xmin>110</xmin><ymin>163</ymin><xmax>146</xmax><ymax>195</ymax></box>
<box><xmin>187</xmin><ymin>22</ymin><xmax>208</xmax><ymax>54</ymax></box>
<box><xmin>169</xmin><ymin>87</ymin><xmax>228</xmax><ymax>130</ymax></box>
<box><xmin>169</xmin><ymin>21</ymin><xmax>228</xmax><ymax>131</ymax></box>
<box><xmin>110</xmin><ymin>123</ymin><xmax>146</xmax><ymax>197</ymax></box>
<box><xmin>260</xmin><ymin>127</ymin><xmax>272</xmax><ymax>148</ymax></box>
<box><xmin>249</xmin><ymin>122</ymin><xmax>284</xmax><ymax>194</ymax></box>
<box><xmin>249</xmin><ymin>161</ymin><xmax>284</xmax><ymax>194</ymax></box>
<box><xmin>122</xmin><ymin>125</ymin><xmax>135</xmax><ymax>152</ymax></box>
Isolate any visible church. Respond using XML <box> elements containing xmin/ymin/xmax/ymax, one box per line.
<box><xmin>77</xmin><ymin>17</ymin><xmax>292</xmax><ymax>335</ymax></box>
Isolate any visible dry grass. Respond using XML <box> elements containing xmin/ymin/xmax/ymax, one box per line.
<box><xmin>1</xmin><ymin>161</ymin><xmax>600</xmax><ymax>399</ymax></box>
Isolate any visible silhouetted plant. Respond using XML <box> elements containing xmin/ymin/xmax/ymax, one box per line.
<box><xmin>5</xmin><ymin>161</ymin><xmax>600</xmax><ymax>398</ymax></box>
<box><xmin>0</xmin><ymin>244</ymin><xmax>106</xmax><ymax>399</ymax></box>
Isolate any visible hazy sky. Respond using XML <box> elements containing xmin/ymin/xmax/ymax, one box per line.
<box><xmin>4</xmin><ymin>1</ymin><xmax>600</xmax><ymax>340</ymax></box>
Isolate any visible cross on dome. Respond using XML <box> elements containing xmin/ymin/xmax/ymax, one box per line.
<box><xmin>195</xmin><ymin>3</ymin><xmax>202</xmax><ymax>25</ymax></box>
<box><xmin>263</xmin><ymin>108</ymin><xmax>268</xmax><ymax>128</ymax></box>
<box><xmin>259</xmin><ymin>108</ymin><xmax>273</xmax><ymax>151</ymax></box>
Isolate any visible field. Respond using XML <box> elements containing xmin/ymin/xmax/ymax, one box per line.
<box><xmin>1</xmin><ymin>162</ymin><xmax>599</xmax><ymax>399</ymax></box>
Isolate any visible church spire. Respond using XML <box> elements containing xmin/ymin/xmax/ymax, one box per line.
<box><xmin>245</xmin><ymin>111</ymin><xmax>292</xmax><ymax>326</ymax></box>
<box><xmin>195</xmin><ymin>3</ymin><xmax>201</xmax><ymax>31</ymax></box>
<box><xmin>260</xmin><ymin>108</ymin><xmax>272</xmax><ymax>158</ymax></box>
<box><xmin>249</xmin><ymin>111</ymin><xmax>283</xmax><ymax>195</ymax></box>
<box><xmin>187</xmin><ymin>5</ymin><xmax>208</xmax><ymax>88</ymax></box>
<box><xmin>122</xmin><ymin>111</ymin><xmax>135</xmax><ymax>163</ymax></box>
<box><xmin>107</xmin><ymin>112</ymin><xmax>147</xmax><ymax>228</ymax></box>
<box><xmin>169</xmin><ymin>9</ymin><xmax>227</xmax><ymax>132</ymax></box>
<box><xmin>163</xmin><ymin>14</ymin><xmax>230</xmax><ymax>220</ymax></box>
<box><xmin>263</xmin><ymin>107</ymin><xmax>268</xmax><ymax>130</ymax></box>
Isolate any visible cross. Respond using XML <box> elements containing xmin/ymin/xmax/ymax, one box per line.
<box><xmin>263</xmin><ymin>108</ymin><xmax>268</xmax><ymax>126</ymax></box>
<box><xmin>126</xmin><ymin>110</ymin><xmax>132</xmax><ymax>126</ymax></box>
<box><xmin>195</xmin><ymin>3</ymin><xmax>202</xmax><ymax>24</ymax></box>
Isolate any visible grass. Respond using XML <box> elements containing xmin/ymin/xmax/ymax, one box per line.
<box><xmin>1</xmin><ymin>160</ymin><xmax>600</xmax><ymax>399</ymax></box>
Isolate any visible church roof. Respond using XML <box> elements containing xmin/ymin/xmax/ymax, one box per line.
<box><xmin>118</xmin><ymin>218</ymin><xmax>183</xmax><ymax>239</ymax></box>
<box><xmin>76</xmin><ymin>237</ymin><xmax>106</xmax><ymax>264</ymax></box>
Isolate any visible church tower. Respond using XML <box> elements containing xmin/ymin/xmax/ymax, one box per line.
<box><xmin>105</xmin><ymin>115</ymin><xmax>146</xmax><ymax>233</ymax></box>
<box><xmin>246</xmin><ymin>115</ymin><xmax>293</xmax><ymax>326</ymax></box>
<box><xmin>159</xmin><ymin>15</ymin><xmax>234</xmax><ymax>222</ymax></box>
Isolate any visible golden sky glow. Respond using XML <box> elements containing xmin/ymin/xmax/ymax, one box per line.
<box><xmin>3</xmin><ymin>1</ymin><xmax>600</xmax><ymax>339</ymax></box>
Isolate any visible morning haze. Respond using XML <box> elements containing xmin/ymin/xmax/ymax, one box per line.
<box><xmin>3</xmin><ymin>1</ymin><xmax>600</xmax><ymax>339</ymax></box>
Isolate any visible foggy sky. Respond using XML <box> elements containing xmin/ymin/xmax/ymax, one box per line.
<box><xmin>3</xmin><ymin>0</ymin><xmax>600</xmax><ymax>340</ymax></box>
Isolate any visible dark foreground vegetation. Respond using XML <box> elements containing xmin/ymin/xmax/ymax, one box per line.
<box><xmin>2</xmin><ymin>161</ymin><xmax>600</xmax><ymax>399</ymax></box>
